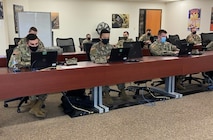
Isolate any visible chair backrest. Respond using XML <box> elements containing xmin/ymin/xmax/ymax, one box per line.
<box><xmin>168</xmin><ymin>34</ymin><xmax>180</xmax><ymax>45</ymax></box>
<box><xmin>200</xmin><ymin>32</ymin><xmax>213</xmax><ymax>47</ymax></box>
<box><xmin>14</xmin><ymin>38</ymin><xmax>21</xmax><ymax>46</ymax></box>
<box><xmin>83</xmin><ymin>42</ymin><xmax>94</xmax><ymax>61</ymax></box>
<box><xmin>56</xmin><ymin>38</ymin><xmax>75</xmax><ymax>52</ymax></box>
<box><xmin>79</xmin><ymin>38</ymin><xmax>86</xmax><ymax>46</ymax></box>
<box><xmin>150</xmin><ymin>35</ymin><xmax>158</xmax><ymax>43</ymax></box>
<box><xmin>6</xmin><ymin>48</ymin><xmax>15</xmax><ymax>67</ymax></box>
<box><xmin>92</xmin><ymin>38</ymin><xmax>100</xmax><ymax>43</ymax></box>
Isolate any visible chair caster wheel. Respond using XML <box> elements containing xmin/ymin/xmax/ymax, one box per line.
<box><xmin>4</xmin><ymin>104</ymin><xmax>8</xmax><ymax>107</ymax></box>
<box><xmin>17</xmin><ymin>109</ymin><xmax>21</xmax><ymax>113</ymax></box>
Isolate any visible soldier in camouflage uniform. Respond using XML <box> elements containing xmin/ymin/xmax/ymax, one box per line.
<box><xmin>116</xmin><ymin>31</ymin><xmax>134</xmax><ymax>48</ymax></box>
<box><xmin>9</xmin><ymin>34</ymin><xmax>47</xmax><ymax>118</ymax></box>
<box><xmin>90</xmin><ymin>29</ymin><xmax>131</xmax><ymax>105</ymax></box>
<box><xmin>18</xmin><ymin>27</ymin><xmax>45</xmax><ymax>48</ymax></box>
<box><xmin>138</xmin><ymin>29</ymin><xmax>152</xmax><ymax>49</ymax></box>
<box><xmin>81</xmin><ymin>34</ymin><xmax>92</xmax><ymax>51</ymax></box>
<box><xmin>150</xmin><ymin>29</ymin><xmax>185</xmax><ymax>90</ymax></box>
<box><xmin>186</xmin><ymin>27</ymin><xmax>201</xmax><ymax>45</ymax></box>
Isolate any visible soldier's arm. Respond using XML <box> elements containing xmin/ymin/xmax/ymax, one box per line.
<box><xmin>138</xmin><ymin>35</ymin><xmax>145</xmax><ymax>41</ymax></box>
<box><xmin>150</xmin><ymin>43</ymin><xmax>164</xmax><ymax>56</ymax></box>
<box><xmin>8</xmin><ymin>48</ymin><xmax>21</xmax><ymax>68</ymax></box>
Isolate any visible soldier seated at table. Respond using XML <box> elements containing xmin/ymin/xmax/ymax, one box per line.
<box><xmin>115</xmin><ymin>31</ymin><xmax>134</xmax><ymax>48</ymax></box>
<box><xmin>9</xmin><ymin>34</ymin><xmax>47</xmax><ymax>118</ymax></box>
<box><xmin>90</xmin><ymin>29</ymin><xmax>132</xmax><ymax>105</ymax></box>
<box><xmin>150</xmin><ymin>29</ymin><xmax>185</xmax><ymax>90</ymax></box>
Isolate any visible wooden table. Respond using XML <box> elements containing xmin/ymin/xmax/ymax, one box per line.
<box><xmin>0</xmin><ymin>51</ymin><xmax>213</xmax><ymax>113</ymax></box>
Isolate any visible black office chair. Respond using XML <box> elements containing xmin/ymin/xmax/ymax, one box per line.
<box><xmin>56</xmin><ymin>38</ymin><xmax>76</xmax><ymax>52</ymax></box>
<box><xmin>168</xmin><ymin>34</ymin><xmax>180</xmax><ymax>45</ymax></box>
<box><xmin>14</xmin><ymin>37</ymin><xmax>22</xmax><ymax>46</ymax></box>
<box><xmin>79</xmin><ymin>38</ymin><xmax>86</xmax><ymax>51</ymax></box>
<box><xmin>175</xmin><ymin>39</ymin><xmax>204</xmax><ymax>86</ymax></box>
<box><xmin>4</xmin><ymin>47</ymin><xmax>29</xmax><ymax>113</ymax></box>
<box><xmin>200</xmin><ymin>32</ymin><xmax>213</xmax><ymax>49</ymax></box>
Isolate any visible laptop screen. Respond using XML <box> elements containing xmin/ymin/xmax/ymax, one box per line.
<box><xmin>177</xmin><ymin>41</ymin><xmax>193</xmax><ymax>56</ymax></box>
<box><xmin>108</xmin><ymin>48</ymin><xmax>130</xmax><ymax>62</ymax></box>
<box><xmin>123</xmin><ymin>41</ymin><xmax>143</xmax><ymax>59</ymax></box>
<box><xmin>31</xmin><ymin>51</ymin><xmax>58</xmax><ymax>70</ymax></box>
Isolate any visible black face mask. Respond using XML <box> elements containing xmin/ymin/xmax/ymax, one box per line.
<box><xmin>147</xmin><ymin>33</ymin><xmax>151</xmax><ymax>36</ymax></box>
<box><xmin>87</xmin><ymin>38</ymin><xmax>91</xmax><ymax>40</ymax></box>
<box><xmin>29</xmin><ymin>46</ymin><xmax>38</xmax><ymax>52</ymax></box>
<box><xmin>102</xmin><ymin>39</ymin><xmax>109</xmax><ymax>45</ymax></box>
<box><xmin>192</xmin><ymin>31</ymin><xmax>196</xmax><ymax>34</ymax></box>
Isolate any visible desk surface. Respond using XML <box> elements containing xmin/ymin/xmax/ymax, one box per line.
<box><xmin>0</xmin><ymin>51</ymin><xmax>212</xmax><ymax>100</ymax></box>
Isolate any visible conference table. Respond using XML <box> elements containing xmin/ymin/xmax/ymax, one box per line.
<box><xmin>0</xmin><ymin>50</ymin><xmax>213</xmax><ymax>113</ymax></box>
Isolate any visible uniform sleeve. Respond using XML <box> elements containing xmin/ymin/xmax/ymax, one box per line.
<box><xmin>138</xmin><ymin>34</ymin><xmax>145</xmax><ymax>41</ymax></box>
<box><xmin>195</xmin><ymin>35</ymin><xmax>201</xmax><ymax>44</ymax></box>
<box><xmin>90</xmin><ymin>46</ymin><xmax>107</xmax><ymax>64</ymax></box>
<box><xmin>150</xmin><ymin>43</ymin><xmax>164</xmax><ymax>56</ymax></box>
<box><xmin>116</xmin><ymin>40</ymin><xmax>124</xmax><ymax>48</ymax></box>
<box><xmin>186</xmin><ymin>34</ymin><xmax>194</xmax><ymax>44</ymax></box>
<box><xmin>8</xmin><ymin>48</ymin><xmax>22</xmax><ymax>68</ymax></box>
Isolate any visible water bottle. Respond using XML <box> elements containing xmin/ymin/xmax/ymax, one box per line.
<box><xmin>11</xmin><ymin>54</ymin><xmax>20</xmax><ymax>72</ymax></box>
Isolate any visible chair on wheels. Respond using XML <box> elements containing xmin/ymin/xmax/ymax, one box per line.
<box><xmin>4</xmin><ymin>47</ymin><xmax>29</xmax><ymax>113</ymax></box>
<box><xmin>79</xmin><ymin>38</ymin><xmax>86</xmax><ymax>51</ymax></box>
<box><xmin>200</xmin><ymin>32</ymin><xmax>213</xmax><ymax>49</ymax></box>
<box><xmin>56</xmin><ymin>38</ymin><xmax>76</xmax><ymax>52</ymax></box>
<box><xmin>168</xmin><ymin>34</ymin><xmax>180</xmax><ymax>45</ymax></box>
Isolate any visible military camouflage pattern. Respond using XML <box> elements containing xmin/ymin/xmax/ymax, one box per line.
<box><xmin>116</xmin><ymin>38</ymin><xmax>134</xmax><ymax>48</ymax></box>
<box><xmin>82</xmin><ymin>39</ymin><xmax>92</xmax><ymax>45</ymax></box>
<box><xmin>186</xmin><ymin>33</ymin><xmax>201</xmax><ymax>45</ymax></box>
<box><xmin>206</xmin><ymin>41</ymin><xmax>213</xmax><ymax>51</ymax></box>
<box><xmin>150</xmin><ymin>40</ymin><xmax>179</xmax><ymax>56</ymax></box>
<box><xmin>90</xmin><ymin>41</ymin><xmax>125</xmax><ymax>92</ymax></box>
<box><xmin>90</xmin><ymin>42</ymin><xmax>113</xmax><ymax>64</ymax></box>
<box><xmin>138</xmin><ymin>34</ymin><xmax>151</xmax><ymax>42</ymax></box>
<box><xmin>8</xmin><ymin>42</ymin><xmax>45</xmax><ymax>68</ymax></box>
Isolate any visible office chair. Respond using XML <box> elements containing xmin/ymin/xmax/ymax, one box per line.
<box><xmin>56</xmin><ymin>38</ymin><xmax>76</xmax><ymax>52</ymax></box>
<box><xmin>79</xmin><ymin>38</ymin><xmax>86</xmax><ymax>51</ymax></box>
<box><xmin>14</xmin><ymin>37</ymin><xmax>22</xmax><ymax>46</ymax></box>
<box><xmin>175</xmin><ymin>39</ymin><xmax>204</xmax><ymax>86</ymax></box>
<box><xmin>200</xmin><ymin>32</ymin><xmax>213</xmax><ymax>49</ymax></box>
<box><xmin>168</xmin><ymin>34</ymin><xmax>180</xmax><ymax>45</ymax></box>
<box><xmin>4</xmin><ymin>47</ymin><xmax>29</xmax><ymax>113</ymax></box>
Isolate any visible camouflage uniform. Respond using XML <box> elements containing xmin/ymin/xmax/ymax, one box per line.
<box><xmin>139</xmin><ymin>34</ymin><xmax>151</xmax><ymax>49</ymax></box>
<box><xmin>116</xmin><ymin>38</ymin><xmax>134</xmax><ymax>48</ymax></box>
<box><xmin>150</xmin><ymin>40</ymin><xmax>179</xmax><ymax>56</ymax></box>
<box><xmin>186</xmin><ymin>33</ymin><xmax>201</xmax><ymax>45</ymax></box>
<box><xmin>18</xmin><ymin>37</ymin><xmax>45</xmax><ymax>48</ymax></box>
<box><xmin>90</xmin><ymin>42</ymin><xmax>125</xmax><ymax>92</ymax></box>
<box><xmin>9</xmin><ymin>43</ymin><xmax>47</xmax><ymax>101</ymax></box>
<box><xmin>206</xmin><ymin>41</ymin><xmax>213</xmax><ymax>51</ymax></box>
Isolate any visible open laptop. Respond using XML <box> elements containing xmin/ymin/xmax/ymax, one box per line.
<box><xmin>108</xmin><ymin>48</ymin><xmax>130</xmax><ymax>63</ymax></box>
<box><xmin>123</xmin><ymin>41</ymin><xmax>143</xmax><ymax>61</ymax></box>
<box><xmin>31</xmin><ymin>51</ymin><xmax>58</xmax><ymax>70</ymax></box>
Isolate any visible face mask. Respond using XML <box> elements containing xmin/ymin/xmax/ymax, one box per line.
<box><xmin>192</xmin><ymin>31</ymin><xmax>196</xmax><ymax>34</ymax></box>
<box><xmin>161</xmin><ymin>37</ymin><xmax>167</xmax><ymax>43</ymax></box>
<box><xmin>88</xmin><ymin>38</ymin><xmax>91</xmax><ymax>40</ymax></box>
<box><xmin>102</xmin><ymin>39</ymin><xmax>109</xmax><ymax>45</ymax></box>
<box><xmin>29</xmin><ymin>46</ymin><xmax>38</xmax><ymax>52</ymax></box>
<box><xmin>147</xmin><ymin>33</ymin><xmax>151</xmax><ymax>36</ymax></box>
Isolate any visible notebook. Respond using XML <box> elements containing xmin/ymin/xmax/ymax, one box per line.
<box><xmin>108</xmin><ymin>48</ymin><xmax>130</xmax><ymax>62</ymax></box>
<box><xmin>31</xmin><ymin>51</ymin><xmax>58</xmax><ymax>70</ymax></box>
<box><xmin>123</xmin><ymin>41</ymin><xmax>143</xmax><ymax>61</ymax></box>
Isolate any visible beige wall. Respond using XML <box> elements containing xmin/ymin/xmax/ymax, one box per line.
<box><xmin>1</xmin><ymin>0</ymin><xmax>213</xmax><ymax>55</ymax></box>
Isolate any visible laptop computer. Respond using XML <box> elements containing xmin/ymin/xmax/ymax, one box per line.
<box><xmin>31</xmin><ymin>51</ymin><xmax>58</xmax><ymax>70</ymax></box>
<box><xmin>108</xmin><ymin>48</ymin><xmax>130</xmax><ymax>63</ymax></box>
<box><xmin>123</xmin><ymin>41</ymin><xmax>143</xmax><ymax>61</ymax></box>
<box><xmin>176</xmin><ymin>40</ymin><xmax>193</xmax><ymax>57</ymax></box>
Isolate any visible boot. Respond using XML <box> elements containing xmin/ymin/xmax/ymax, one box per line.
<box><xmin>120</xmin><ymin>89</ymin><xmax>131</xmax><ymax>101</ymax></box>
<box><xmin>29</xmin><ymin>99</ymin><xmax>46</xmax><ymax>118</ymax></box>
<box><xmin>22</xmin><ymin>100</ymin><xmax>37</xmax><ymax>112</ymax></box>
<box><xmin>103</xmin><ymin>92</ymin><xmax>113</xmax><ymax>105</ymax></box>
<box><xmin>176</xmin><ymin>78</ymin><xmax>185</xmax><ymax>90</ymax></box>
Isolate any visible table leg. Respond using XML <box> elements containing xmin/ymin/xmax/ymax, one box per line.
<box><xmin>92</xmin><ymin>86</ymin><xmax>109</xmax><ymax>113</ymax></box>
<box><xmin>150</xmin><ymin>76</ymin><xmax>183</xmax><ymax>98</ymax></box>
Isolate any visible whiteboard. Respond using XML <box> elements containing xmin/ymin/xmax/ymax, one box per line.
<box><xmin>18</xmin><ymin>12</ymin><xmax>52</xmax><ymax>47</ymax></box>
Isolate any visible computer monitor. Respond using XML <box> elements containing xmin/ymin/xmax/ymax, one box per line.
<box><xmin>123</xmin><ymin>41</ymin><xmax>143</xmax><ymax>59</ymax></box>
<box><xmin>176</xmin><ymin>40</ymin><xmax>193</xmax><ymax>57</ymax></box>
<box><xmin>31</xmin><ymin>51</ymin><xmax>58</xmax><ymax>70</ymax></box>
<box><xmin>108</xmin><ymin>48</ymin><xmax>130</xmax><ymax>62</ymax></box>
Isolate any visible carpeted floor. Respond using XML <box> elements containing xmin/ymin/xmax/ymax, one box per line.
<box><xmin>1</xmin><ymin>76</ymin><xmax>213</xmax><ymax>140</ymax></box>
